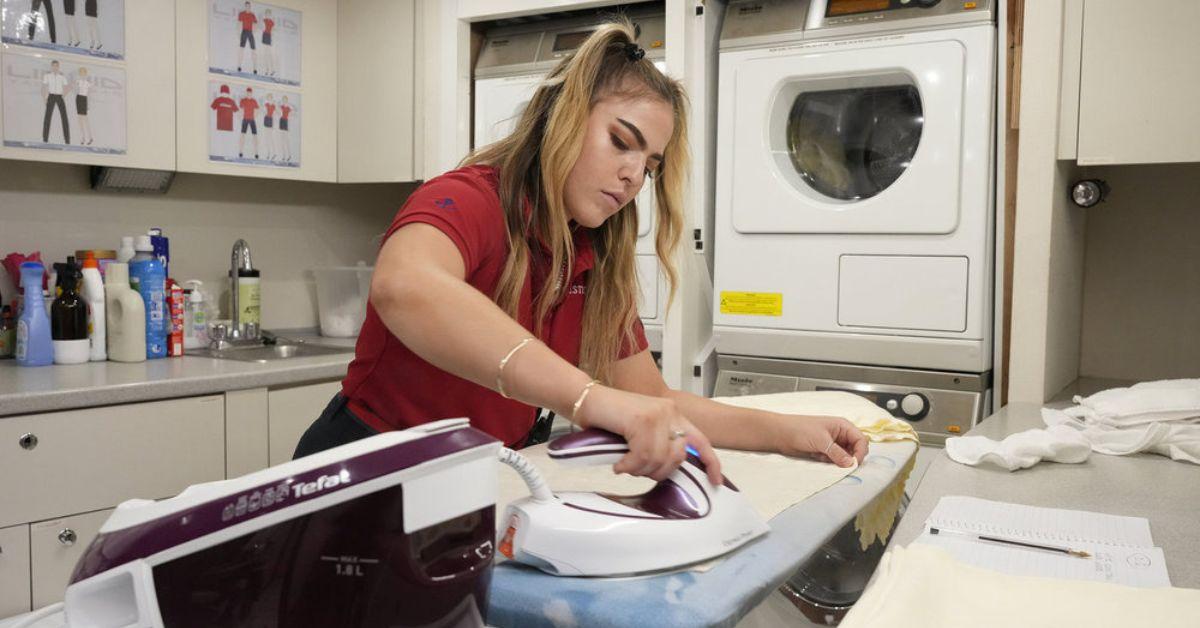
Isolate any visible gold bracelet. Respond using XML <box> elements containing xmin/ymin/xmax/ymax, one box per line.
<box><xmin>571</xmin><ymin>380</ymin><xmax>601</xmax><ymax>422</ymax></box>
<box><xmin>496</xmin><ymin>337</ymin><xmax>535</xmax><ymax>399</ymax></box>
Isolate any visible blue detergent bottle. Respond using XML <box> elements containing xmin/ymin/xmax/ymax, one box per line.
<box><xmin>129</xmin><ymin>235</ymin><xmax>167</xmax><ymax>359</ymax></box>
<box><xmin>16</xmin><ymin>262</ymin><xmax>54</xmax><ymax>366</ymax></box>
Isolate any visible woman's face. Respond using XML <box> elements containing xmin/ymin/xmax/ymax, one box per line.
<box><xmin>564</xmin><ymin>92</ymin><xmax>673</xmax><ymax>229</ymax></box>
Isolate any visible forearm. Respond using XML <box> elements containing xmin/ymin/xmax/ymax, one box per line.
<box><xmin>663</xmin><ymin>389</ymin><xmax>785</xmax><ymax>452</ymax></box>
<box><xmin>373</xmin><ymin>267</ymin><xmax>592</xmax><ymax>418</ymax></box>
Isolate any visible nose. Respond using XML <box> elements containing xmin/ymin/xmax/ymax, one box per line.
<box><xmin>617</xmin><ymin>153</ymin><xmax>647</xmax><ymax>191</ymax></box>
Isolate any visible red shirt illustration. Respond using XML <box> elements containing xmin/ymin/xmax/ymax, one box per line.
<box><xmin>238</xmin><ymin>10</ymin><xmax>257</xmax><ymax>32</ymax></box>
<box><xmin>264</xmin><ymin>18</ymin><xmax>275</xmax><ymax>35</ymax></box>
<box><xmin>239</xmin><ymin>96</ymin><xmax>259</xmax><ymax>118</ymax></box>
<box><xmin>265</xmin><ymin>102</ymin><xmax>276</xmax><ymax>117</ymax></box>
<box><xmin>280</xmin><ymin>105</ymin><xmax>291</xmax><ymax>120</ymax></box>
<box><xmin>211</xmin><ymin>94</ymin><xmax>238</xmax><ymax>131</ymax></box>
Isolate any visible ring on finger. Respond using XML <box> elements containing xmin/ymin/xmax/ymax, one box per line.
<box><xmin>668</xmin><ymin>428</ymin><xmax>686</xmax><ymax>440</ymax></box>
<box><xmin>823</xmin><ymin>441</ymin><xmax>836</xmax><ymax>455</ymax></box>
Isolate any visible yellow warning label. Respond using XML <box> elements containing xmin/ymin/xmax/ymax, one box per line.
<box><xmin>720</xmin><ymin>292</ymin><xmax>783</xmax><ymax>316</ymax></box>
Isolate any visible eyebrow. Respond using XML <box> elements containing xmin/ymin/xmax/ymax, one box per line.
<box><xmin>616</xmin><ymin>118</ymin><xmax>664</xmax><ymax>163</ymax></box>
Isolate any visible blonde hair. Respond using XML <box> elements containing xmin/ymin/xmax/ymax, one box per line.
<box><xmin>464</xmin><ymin>17</ymin><xmax>688</xmax><ymax>383</ymax></box>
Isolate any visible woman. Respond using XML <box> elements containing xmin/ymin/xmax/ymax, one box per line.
<box><xmin>294</xmin><ymin>20</ymin><xmax>867</xmax><ymax>483</ymax></box>
<box><xmin>74</xmin><ymin>66</ymin><xmax>93</xmax><ymax>146</ymax></box>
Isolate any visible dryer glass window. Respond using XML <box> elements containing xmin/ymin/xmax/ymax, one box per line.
<box><xmin>785</xmin><ymin>85</ymin><xmax>923</xmax><ymax>201</ymax></box>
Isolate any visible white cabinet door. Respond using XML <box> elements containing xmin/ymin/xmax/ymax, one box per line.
<box><xmin>0</xmin><ymin>395</ymin><xmax>225</xmax><ymax>528</ymax></box>
<box><xmin>0</xmin><ymin>0</ymin><xmax>175</xmax><ymax>169</ymax></box>
<box><xmin>338</xmin><ymin>0</ymin><xmax>416</xmax><ymax>182</ymax></box>
<box><xmin>0</xmin><ymin>524</ymin><xmax>31</xmax><ymax>618</ymax></box>
<box><xmin>1076</xmin><ymin>2</ymin><xmax>1200</xmax><ymax>165</ymax></box>
<box><xmin>225</xmin><ymin>387</ymin><xmax>270</xmax><ymax>478</ymax></box>
<box><xmin>29</xmin><ymin>509</ymin><xmax>111</xmax><ymax>609</ymax></box>
<box><xmin>176</xmin><ymin>0</ymin><xmax>338</xmax><ymax>181</ymax></box>
<box><xmin>268</xmin><ymin>380</ymin><xmax>341</xmax><ymax>465</ymax></box>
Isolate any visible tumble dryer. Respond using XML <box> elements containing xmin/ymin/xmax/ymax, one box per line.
<box><xmin>473</xmin><ymin>8</ymin><xmax>669</xmax><ymax>351</ymax></box>
<box><xmin>712</xmin><ymin>0</ymin><xmax>996</xmax><ymax>443</ymax></box>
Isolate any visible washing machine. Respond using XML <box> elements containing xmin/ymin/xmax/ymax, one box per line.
<box><xmin>713</xmin><ymin>0</ymin><xmax>996</xmax><ymax>374</ymax></box>
<box><xmin>712</xmin><ymin>0</ymin><xmax>996</xmax><ymax>446</ymax></box>
<box><xmin>473</xmin><ymin>7</ymin><xmax>669</xmax><ymax>352</ymax></box>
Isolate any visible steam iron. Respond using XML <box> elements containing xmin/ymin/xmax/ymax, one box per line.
<box><xmin>2</xmin><ymin>419</ymin><xmax>501</xmax><ymax>628</ymax></box>
<box><xmin>497</xmin><ymin>428</ymin><xmax>770</xmax><ymax>576</ymax></box>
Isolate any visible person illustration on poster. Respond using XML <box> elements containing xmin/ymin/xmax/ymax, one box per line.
<box><xmin>262</xmin><ymin>93</ymin><xmax>277</xmax><ymax>160</ymax></box>
<box><xmin>236</xmin><ymin>1</ymin><xmax>258</xmax><ymax>75</ymax></box>
<box><xmin>74</xmin><ymin>67</ymin><xmax>94</xmax><ymax>145</ymax></box>
<box><xmin>210</xmin><ymin>84</ymin><xmax>238</xmax><ymax>132</ymax></box>
<box><xmin>85</xmin><ymin>0</ymin><xmax>103</xmax><ymax>51</ymax></box>
<box><xmin>27</xmin><ymin>0</ymin><xmax>57</xmax><ymax>44</ymax></box>
<box><xmin>41</xmin><ymin>60</ymin><xmax>71</xmax><ymax>144</ymax></box>
<box><xmin>64</xmin><ymin>0</ymin><xmax>81</xmax><ymax>47</ymax></box>
<box><xmin>278</xmin><ymin>94</ymin><xmax>294</xmax><ymax>162</ymax></box>
<box><xmin>260</xmin><ymin>8</ymin><xmax>278</xmax><ymax>77</ymax></box>
<box><xmin>238</xmin><ymin>86</ymin><xmax>260</xmax><ymax>159</ymax></box>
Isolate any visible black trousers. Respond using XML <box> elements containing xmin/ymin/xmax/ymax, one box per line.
<box><xmin>292</xmin><ymin>394</ymin><xmax>377</xmax><ymax>460</ymax></box>
<box><xmin>29</xmin><ymin>0</ymin><xmax>56</xmax><ymax>42</ymax></box>
<box><xmin>43</xmin><ymin>95</ymin><xmax>68</xmax><ymax>144</ymax></box>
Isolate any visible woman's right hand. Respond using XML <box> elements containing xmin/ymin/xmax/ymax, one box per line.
<box><xmin>574</xmin><ymin>386</ymin><xmax>723</xmax><ymax>485</ymax></box>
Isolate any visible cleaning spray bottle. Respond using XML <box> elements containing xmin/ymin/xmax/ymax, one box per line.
<box><xmin>15</xmin><ymin>262</ymin><xmax>53</xmax><ymax>366</ymax></box>
<box><xmin>80</xmin><ymin>252</ymin><xmax>107</xmax><ymax>361</ymax></box>
<box><xmin>104</xmin><ymin>262</ymin><xmax>146</xmax><ymax>363</ymax></box>
<box><xmin>129</xmin><ymin>235</ymin><xmax>167</xmax><ymax>359</ymax></box>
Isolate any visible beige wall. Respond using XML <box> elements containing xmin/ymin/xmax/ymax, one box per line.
<box><xmin>0</xmin><ymin>160</ymin><xmax>414</xmax><ymax>329</ymax></box>
<box><xmin>1078</xmin><ymin>164</ymin><xmax>1200</xmax><ymax>381</ymax></box>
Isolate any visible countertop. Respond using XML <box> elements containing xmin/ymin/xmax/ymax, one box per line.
<box><xmin>892</xmin><ymin>400</ymin><xmax>1200</xmax><ymax>588</ymax></box>
<box><xmin>0</xmin><ymin>331</ymin><xmax>356</xmax><ymax>417</ymax></box>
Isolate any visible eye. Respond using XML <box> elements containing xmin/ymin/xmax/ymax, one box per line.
<box><xmin>610</xmin><ymin>133</ymin><xmax>629</xmax><ymax>151</ymax></box>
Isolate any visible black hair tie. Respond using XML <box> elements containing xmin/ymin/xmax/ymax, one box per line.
<box><xmin>623</xmin><ymin>42</ymin><xmax>645</xmax><ymax>61</ymax></box>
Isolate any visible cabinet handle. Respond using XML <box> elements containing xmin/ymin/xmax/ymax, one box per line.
<box><xmin>19</xmin><ymin>433</ymin><xmax>38</xmax><ymax>450</ymax></box>
<box><xmin>58</xmin><ymin>529</ymin><xmax>77</xmax><ymax>546</ymax></box>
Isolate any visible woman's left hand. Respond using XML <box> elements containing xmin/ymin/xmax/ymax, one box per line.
<box><xmin>773</xmin><ymin>414</ymin><xmax>869</xmax><ymax>467</ymax></box>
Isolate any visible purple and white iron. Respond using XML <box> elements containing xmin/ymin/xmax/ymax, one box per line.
<box><xmin>2</xmin><ymin>418</ymin><xmax>501</xmax><ymax>628</ymax></box>
<box><xmin>497</xmin><ymin>428</ymin><xmax>770</xmax><ymax>577</ymax></box>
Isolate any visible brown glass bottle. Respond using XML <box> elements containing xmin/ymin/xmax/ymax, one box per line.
<box><xmin>51</xmin><ymin>266</ymin><xmax>88</xmax><ymax>341</ymax></box>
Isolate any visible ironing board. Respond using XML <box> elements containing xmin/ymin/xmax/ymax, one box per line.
<box><xmin>487</xmin><ymin>440</ymin><xmax>918</xmax><ymax>628</ymax></box>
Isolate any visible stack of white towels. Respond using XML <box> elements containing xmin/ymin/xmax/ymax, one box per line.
<box><xmin>946</xmin><ymin>379</ymin><xmax>1200</xmax><ymax>470</ymax></box>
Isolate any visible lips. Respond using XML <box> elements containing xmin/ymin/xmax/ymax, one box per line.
<box><xmin>601</xmin><ymin>191</ymin><xmax>623</xmax><ymax>210</ymax></box>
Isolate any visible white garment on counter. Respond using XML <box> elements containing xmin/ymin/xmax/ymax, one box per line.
<box><xmin>945</xmin><ymin>424</ymin><xmax>1091</xmax><ymax>471</ymax></box>
<box><xmin>839</xmin><ymin>544</ymin><xmax>1200</xmax><ymax>628</ymax></box>
<box><xmin>1043</xmin><ymin>407</ymin><xmax>1200</xmax><ymax>465</ymax></box>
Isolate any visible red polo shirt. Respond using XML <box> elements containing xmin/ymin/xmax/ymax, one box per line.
<box><xmin>341</xmin><ymin>165</ymin><xmax>648</xmax><ymax>447</ymax></box>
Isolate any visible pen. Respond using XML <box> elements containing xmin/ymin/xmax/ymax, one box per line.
<box><xmin>930</xmin><ymin>527</ymin><xmax>1092</xmax><ymax>558</ymax></box>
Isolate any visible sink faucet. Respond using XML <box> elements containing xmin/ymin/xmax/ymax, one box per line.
<box><xmin>229</xmin><ymin>239</ymin><xmax>255</xmax><ymax>341</ymax></box>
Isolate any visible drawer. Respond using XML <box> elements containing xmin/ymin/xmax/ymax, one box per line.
<box><xmin>0</xmin><ymin>524</ymin><xmax>31</xmax><ymax>618</ymax></box>
<box><xmin>268</xmin><ymin>381</ymin><xmax>341</xmax><ymax>466</ymax></box>
<box><xmin>0</xmin><ymin>395</ymin><xmax>225</xmax><ymax>528</ymax></box>
<box><xmin>30</xmin><ymin>509</ymin><xmax>111</xmax><ymax>609</ymax></box>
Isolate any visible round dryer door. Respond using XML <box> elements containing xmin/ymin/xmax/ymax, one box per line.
<box><xmin>786</xmin><ymin>85</ymin><xmax>923</xmax><ymax>202</ymax></box>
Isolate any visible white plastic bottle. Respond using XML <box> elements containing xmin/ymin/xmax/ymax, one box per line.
<box><xmin>80</xmin><ymin>252</ymin><xmax>107</xmax><ymax>361</ymax></box>
<box><xmin>183</xmin><ymin>280</ymin><xmax>208</xmax><ymax>350</ymax></box>
<box><xmin>104</xmin><ymin>262</ymin><xmax>147</xmax><ymax>363</ymax></box>
<box><xmin>117</xmin><ymin>236</ymin><xmax>136</xmax><ymax>263</ymax></box>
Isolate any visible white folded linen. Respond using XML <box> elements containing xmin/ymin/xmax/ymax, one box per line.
<box><xmin>944</xmin><ymin>424</ymin><xmax>1091</xmax><ymax>471</ymax></box>
<box><xmin>1068</xmin><ymin>379</ymin><xmax>1200</xmax><ymax>427</ymax></box>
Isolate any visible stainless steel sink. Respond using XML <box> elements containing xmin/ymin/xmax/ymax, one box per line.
<box><xmin>189</xmin><ymin>342</ymin><xmax>353</xmax><ymax>363</ymax></box>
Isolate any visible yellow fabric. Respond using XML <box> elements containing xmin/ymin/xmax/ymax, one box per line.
<box><xmin>709</xmin><ymin>391</ymin><xmax>918</xmax><ymax>444</ymax></box>
<box><xmin>853</xmin><ymin>452</ymin><xmax>916</xmax><ymax>550</ymax></box>
<box><xmin>841</xmin><ymin>544</ymin><xmax>1200</xmax><ymax>628</ymax></box>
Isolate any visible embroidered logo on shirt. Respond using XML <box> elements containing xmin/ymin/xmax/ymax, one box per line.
<box><xmin>568</xmin><ymin>285</ymin><xmax>586</xmax><ymax>296</ymax></box>
<box><xmin>433</xmin><ymin>197</ymin><xmax>458</xmax><ymax>211</ymax></box>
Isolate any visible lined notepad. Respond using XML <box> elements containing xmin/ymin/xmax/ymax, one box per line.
<box><xmin>915</xmin><ymin>496</ymin><xmax>1171</xmax><ymax>588</ymax></box>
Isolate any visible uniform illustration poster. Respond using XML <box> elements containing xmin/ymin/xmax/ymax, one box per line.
<box><xmin>208</xmin><ymin>80</ymin><xmax>299</xmax><ymax>167</ymax></box>
<box><xmin>0</xmin><ymin>0</ymin><xmax>126</xmax><ymax>61</ymax></box>
<box><xmin>208</xmin><ymin>0</ymin><xmax>300</xmax><ymax>87</ymax></box>
<box><xmin>2</xmin><ymin>49</ymin><xmax>126</xmax><ymax>153</ymax></box>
